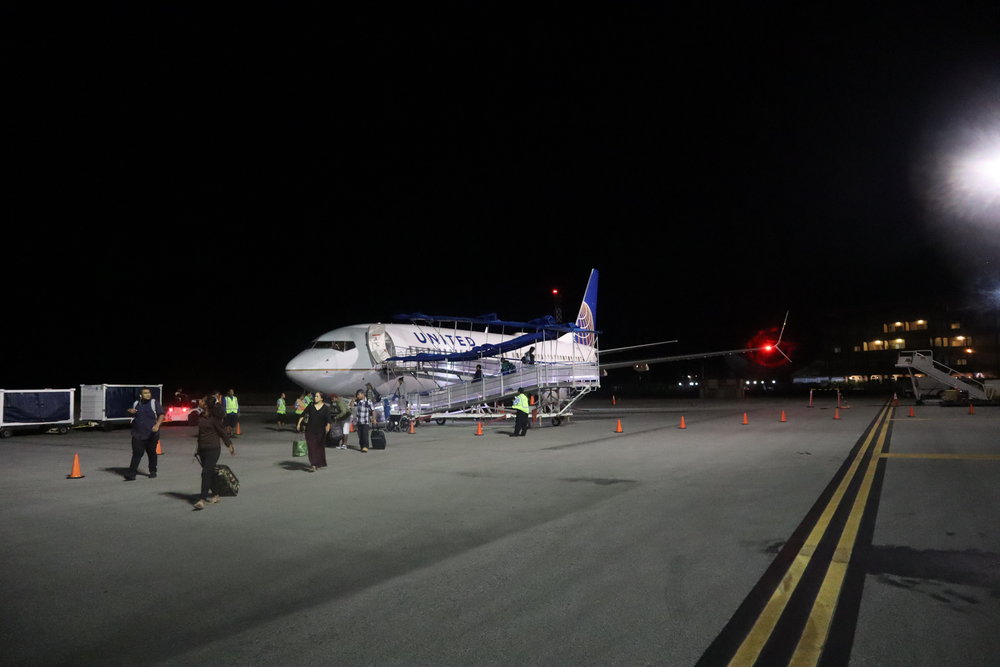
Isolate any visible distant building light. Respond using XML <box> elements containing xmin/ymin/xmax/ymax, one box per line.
<box><xmin>966</xmin><ymin>348</ymin><xmax>974</xmax><ymax>354</ymax></box>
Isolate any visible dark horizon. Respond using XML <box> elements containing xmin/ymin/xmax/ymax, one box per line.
<box><xmin>3</xmin><ymin>4</ymin><xmax>999</xmax><ymax>393</ymax></box>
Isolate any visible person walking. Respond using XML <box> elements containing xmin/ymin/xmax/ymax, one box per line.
<box><xmin>193</xmin><ymin>396</ymin><xmax>236</xmax><ymax>510</ymax></box>
<box><xmin>511</xmin><ymin>387</ymin><xmax>530</xmax><ymax>437</ymax></box>
<box><xmin>296</xmin><ymin>391</ymin><xmax>331</xmax><ymax>472</ymax></box>
<box><xmin>275</xmin><ymin>392</ymin><xmax>288</xmax><ymax>430</ymax></box>
<box><xmin>223</xmin><ymin>388</ymin><xmax>240</xmax><ymax>437</ymax></box>
<box><xmin>353</xmin><ymin>388</ymin><xmax>376</xmax><ymax>453</ymax></box>
<box><xmin>125</xmin><ymin>387</ymin><xmax>165</xmax><ymax>480</ymax></box>
<box><xmin>331</xmin><ymin>393</ymin><xmax>351</xmax><ymax>449</ymax></box>
<box><xmin>293</xmin><ymin>392</ymin><xmax>308</xmax><ymax>430</ymax></box>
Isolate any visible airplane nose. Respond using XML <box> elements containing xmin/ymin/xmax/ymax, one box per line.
<box><xmin>285</xmin><ymin>349</ymin><xmax>319</xmax><ymax>387</ymax></box>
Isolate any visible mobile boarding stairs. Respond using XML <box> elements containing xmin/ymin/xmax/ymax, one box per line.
<box><xmin>401</xmin><ymin>358</ymin><xmax>601</xmax><ymax>426</ymax></box>
<box><xmin>895</xmin><ymin>350</ymin><xmax>994</xmax><ymax>403</ymax></box>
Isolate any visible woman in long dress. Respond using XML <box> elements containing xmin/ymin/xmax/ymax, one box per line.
<box><xmin>296</xmin><ymin>391</ymin><xmax>331</xmax><ymax>472</ymax></box>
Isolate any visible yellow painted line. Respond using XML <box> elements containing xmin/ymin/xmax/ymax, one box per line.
<box><xmin>881</xmin><ymin>453</ymin><xmax>1000</xmax><ymax>460</ymax></box>
<box><xmin>788</xmin><ymin>408</ymin><xmax>891</xmax><ymax>666</ymax></box>
<box><xmin>726</xmin><ymin>404</ymin><xmax>891</xmax><ymax>667</ymax></box>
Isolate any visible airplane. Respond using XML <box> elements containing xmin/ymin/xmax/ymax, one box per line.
<box><xmin>285</xmin><ymin>269</ymin><xmax>601</xmax><ymax>399</ymax></box>
<box><xmin>284</xmin><ymin>269</ymin><xmax>788</xmax><ymax>400</ymax></box>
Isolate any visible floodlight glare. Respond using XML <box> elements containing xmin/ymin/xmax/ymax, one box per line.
<box><xmin>936</xmin><ymin>124</ymin><xmax>1000</xmax><ymax>227</ymax></box>
<box><xmin>949</xmin><ymin>136</ymin><xmax>1000</xmax><ymax>211</ymax></box>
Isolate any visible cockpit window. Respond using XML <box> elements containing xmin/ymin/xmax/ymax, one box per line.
<box><xmin>312</xmin><ymin>340</ymin><xmax>356</xmax><ymax>352</ymax></box>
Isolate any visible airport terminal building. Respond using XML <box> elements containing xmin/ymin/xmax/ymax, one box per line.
<box><xmin>797</xmin><ymin>299</ymin><xmax>1000</xmax><ymax>389</ymax></box>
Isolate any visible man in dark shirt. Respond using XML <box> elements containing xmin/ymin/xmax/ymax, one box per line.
<box><xmin>125</xmin><ymin>387</ymin><xmax>165</xmax><ymax>481</ymax></box>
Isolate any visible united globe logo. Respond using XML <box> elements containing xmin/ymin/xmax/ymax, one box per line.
<box><xmin>575</xmin><ymin>303</ymin><xmax>595</xmax><ymax>347</ymax></box>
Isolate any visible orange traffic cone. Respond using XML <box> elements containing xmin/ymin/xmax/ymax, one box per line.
<box><xmin>409</xmin><ymin>419</ymin><xmax>416</xmax><ymax>434</ymax></box>
<box><xmin>780</xmin><ymin>410</ymin><xmax>787</xmax><ymax>423</ymax></box>
<box><xmin>615</xmin><ymin>419</ymin><xmax>624</xmax><ymax>433</ymax></box>
<box><xmin>742</xmin><ymin>412</ymin><xmax>749</xmax><ymax>425</ymax></box>
<box><xmin>156</xmin><ymin>440</ymin><xmax>163</xmax><ymax>455</ymax></box>
<box><xmin>679</xmin><ymin>416</ymin><xmax>687</xmax><ymax>429</ymax></box>
<box><xmin>67</xmin><ymin>453</ymin><xmax>85</xmax><ymax>479</ymax></box>
<box><xmin>236</xmin><ymin>422</ymin><xmax>242</xmax><ymax>435</ymax></box>
<box><xmin>834</xmin><ymin>407</ymin><xmax>841</xmax><ymax>420</ymax></box>
<box><xmin>969</xmin><ymin>403</ymin><xmax>976</xmax><ymax>415</ymax></box>
<box><xmin>908</xmin><ymin>406</ymin><xmax>915</xmax><ymax>417</ymax></box>
<box><xmin>475</xmin><ymin>421</ymin><xmax>484</xmax><ymax>436</ymax></box>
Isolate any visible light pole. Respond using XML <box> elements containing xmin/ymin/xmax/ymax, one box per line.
<box><xmin>992</xmin><ymin>286</ymin><xmax>1000</xmax><ymax>379</ymax></box>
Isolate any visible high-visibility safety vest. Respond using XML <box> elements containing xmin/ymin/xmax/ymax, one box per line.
<box><xmin>512</xmin><ymin>393</ymin><xmax>529</xmax><ymax>414</ymax></box>
<box><xmin>276</xmin><ymin>398</ymin><xmax>286</xmax><ymax>414</ymax></box>
<box><xmin>225</xmin><ymin>395</ymin><xmax>240</xmax><ymax>414</ymax></box>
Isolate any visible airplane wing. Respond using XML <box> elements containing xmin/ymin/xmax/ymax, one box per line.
<box><xmin>600</xmin><ymin>346</ymin><xmax>780</xmax><ymax>370</ymax></box>
<box><xmin>600</xmin><ymin>312</ymin><xmax>791</xmax><ymax>370</ymax></box>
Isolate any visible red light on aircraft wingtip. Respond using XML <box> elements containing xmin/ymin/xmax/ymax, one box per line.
<box><xmin>746</xmin><ymin>330</ymin><xmax>788</xmax><ymax>368</ymax></box>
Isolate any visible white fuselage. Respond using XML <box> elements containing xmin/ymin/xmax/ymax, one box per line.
<box><xmin>285</xmin><ymin>322</ymin><xmax>596</xmax><ymax>398</ymax></box>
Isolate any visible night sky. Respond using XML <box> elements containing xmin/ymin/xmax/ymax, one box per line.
<box><xmin>4</xmin><ymin>3</ymin><xmax>999</xmax><ymax>394</ymax></box>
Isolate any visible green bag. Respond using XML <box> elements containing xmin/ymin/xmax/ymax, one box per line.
<box><xmin>292</xmin><ymin>440</ymin><xmax>307</xmax><ymax>457</ymax></box>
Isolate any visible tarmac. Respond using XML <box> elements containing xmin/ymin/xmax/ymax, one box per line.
<box><xmin>0</xmin><ymin>395</ymin><xmax>998</xmax><ymax>666</ymax></box>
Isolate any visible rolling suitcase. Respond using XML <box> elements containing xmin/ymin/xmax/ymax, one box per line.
<box><xmin>213</xmin><ymin>464</ymin><xmax>240</xmax><ymax>496</ymax></box>
<box><xmin>370</xmin><ymin>428</ymin><xmax>387</xmax><ymax>450</ymax></box>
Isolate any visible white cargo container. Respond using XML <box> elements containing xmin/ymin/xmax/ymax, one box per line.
<box><xmin>79</xmin><ymin>384</ymin><xmax>163</xmax><ymax>430</ymax></box>
<box><xmin>0</xmin><ymin>388</ymin><xmax>77</xmax><ymax>438</ymax></box>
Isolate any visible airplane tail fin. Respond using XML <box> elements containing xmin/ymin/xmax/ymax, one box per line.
<box><xmin>576</xmin><ymin>268</ymin><xmax>598</xmax><ymax>333</ymax></box>
<box><xmin>559</xmin><ymin>269</ymin><xmax>598</xmax><ymax>353</ymax></box>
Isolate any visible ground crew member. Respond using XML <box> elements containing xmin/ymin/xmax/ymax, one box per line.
<box><xmin>511</xmin><ymin>387</ymin><xmax>530</xmax><ymax>437</ymax></box>
<box><xmin>276</xmin><ymin>392</ymin><xmax>287</xmax><ymax>430</ymax></box>
<box><xmin>224</xmin><ymin>388</ymin><xmax>240</xmax><ymax>437</ymax></box>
